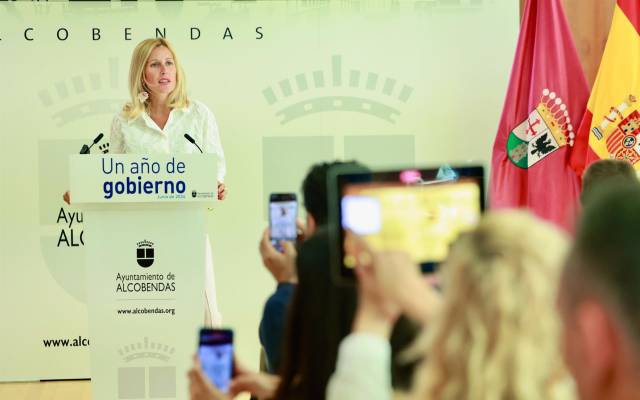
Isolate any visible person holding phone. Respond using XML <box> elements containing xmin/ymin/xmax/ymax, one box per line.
<box><xmin>327</xmin><ymin>211</ymin><xmax>573</xmax><ymax>400</ymax></box>
<box><xmin>189</xmin><ymin>228</ymin><xmax>357</xmax><ymax>400</ymax></box>
<box><xmin>111</xmin><ymin>38</ymin><xmax>227</xmax><ymax>326</ymax></box>
<box><xmin>258</xmin><ymin>162</ymin><xmax>367</xmax><ymax>374</ymax></box>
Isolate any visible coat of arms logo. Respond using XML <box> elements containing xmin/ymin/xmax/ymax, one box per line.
<box><xmin>136</xmin><ymin>240</ymin><xmax>154</xmax><ymax>268</ymax></box>
<box><xmin>590</xmin><ymin>94</ymin><xmax>640</xmax><ymax>165</ymax></box>
<box><xmin>507</xmin><ymin>89</ymin><xmax>576</xmax><ymax>169</ymax></box>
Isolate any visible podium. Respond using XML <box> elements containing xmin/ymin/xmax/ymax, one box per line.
<box><xmin>69</xmin><ymin>154</ymin><xmax>217</xmax><ymax>400</ymax></box>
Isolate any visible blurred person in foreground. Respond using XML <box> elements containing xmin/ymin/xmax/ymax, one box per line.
<box><xmin>258</xmin><ymin>161</ymin><xmax>367</xmax><ymax>374</ymax></box>
<box><xmin>328</xmin><ymin>210</ymin><xmax>575</xmax><ymax>400</ymax></box>
<box><xmin>189</xmin><ymin>228</ymin><xmax>357</xmax><ymax>400</ymax></box>
<box><xmin>580</xmin><ymin>159</ymin><xmax>637</xmax><ymax>206</ymax></box>
<box><xmin>558</xmin><ymin>183</ymin><xmax>640</xmax><ymax>400</ymax></box>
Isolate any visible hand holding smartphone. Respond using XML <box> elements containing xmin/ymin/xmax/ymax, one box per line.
<box><xmin>198</xmin><ymin>328</ymin><xmax>234</xmax><ymax>393</ymax></box>
<box><xmin>269</xmin><ymin>193</ymin><xmax>298</xmax><ymax>252</ymax></box>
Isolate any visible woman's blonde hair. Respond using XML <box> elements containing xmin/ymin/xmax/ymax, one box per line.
<box><xmin>123</xmin><ymin>38</ymin><xmax>189</xmax><ymax>120</ymax></box>
<box><xmin>414</xmin><ymin>211</ymin><xmax>573</xmax><ymax>400</ymax></box>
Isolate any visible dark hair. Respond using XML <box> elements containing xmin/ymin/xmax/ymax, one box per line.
<box><xmin>273</xmin><ymin>227</ymin><xmax>357</xmax><ymax>400</ymax></box>
<box><xmin>390</xmin><ymin>315</ymin><xmax>422</xmax><ymax>391</ymax></box>
<box><xmin>301</xmin><ymin>161</ymin><xmax>367</xmax><ymax>226</ymax></box>
<box><xmin>581</xmin><ymin>159</ymin><xmax>637</xmax><ymax>205</ymax></box>
<box><xmin>569</xmin><ymin>183</ymin><xmax>640</xmax><ymax>347</ymax></box>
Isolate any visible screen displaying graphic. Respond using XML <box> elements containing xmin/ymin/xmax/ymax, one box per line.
<box><xmin>269</xmin><ymin>200</ymin><xmax>298</xmax><ymax>244</ymax></box>
<box><xmin>198</xmin><ymin>329</ymin><xmax>233</xmax><ymax>394</ymax></box>
<box><xmin>336</xmin><ymin>166</ymin><xmax>484</xmax><ymax>274</ymax></box>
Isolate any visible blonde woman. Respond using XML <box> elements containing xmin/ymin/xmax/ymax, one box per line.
<box><xmin>328</xmin><ymin>211</ymin><xmax>574</xmax><ymax>400</ymax></box>
<box><xmin>111</xmin><ymin>38</ymin><xmax>227</xmax><ymax>326</ymax></box>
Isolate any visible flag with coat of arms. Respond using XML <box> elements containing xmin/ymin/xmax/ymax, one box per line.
<box><xmin>490</xmin><ymin>0</ymin><xmax>590</xmax><ymax>230</ymax></box>
<box><xmin>571</xmin><ymin>0</ymin><xmax>640</xmax><ymax>175</ymax></box>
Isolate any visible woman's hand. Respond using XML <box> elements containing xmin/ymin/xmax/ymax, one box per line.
<box><xmin>188</xmin><ymin>355</ymin><xmax>279</xmax><ymax>400</ymax></box>
<box><xmin>63</xmin><ymin>191</ymin><xmax>71</xmax><ymax>205</ymax></box>
<box><xmin>345</xmin><ymin>231</ymin><xmax>440</xmax><ymax>327</ymax></box>
<box><xmin>217</xmin><ymin>182</ymin><xmax>227</xmax><ymax>201</ymax></box>
<box><xmin>188</xmin><ymin>356</ymin><xmax>229</xmax><ymax>400</ymax></box>
<box><xmin>259</xmin><ymin>228</ymin><xmax>297</xmax><ymax>283</ymax></box>
<box><xmin>229</xmin><ymin>360</ymin><xmax>279</xmax><ymax>399</ymax></box>
<box><xmin>346</xmin><ymin>232</ymin><xmax>404</xmax><ymax>337</ymax></box>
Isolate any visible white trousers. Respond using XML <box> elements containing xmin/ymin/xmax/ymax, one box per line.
<box><xmin>204</xmin><ymin>234</ymin><xmax>222</xmax><ymax>327</ymax></box>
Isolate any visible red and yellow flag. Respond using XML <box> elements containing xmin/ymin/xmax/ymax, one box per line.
<box><xmin>571</xmin><ymin>0</ymin><xmax>640</xmax><ymax>175</ymax></box>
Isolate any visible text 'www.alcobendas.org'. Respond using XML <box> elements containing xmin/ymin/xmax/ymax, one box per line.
<box><xmin>42</xmin><ymin>307</ymin><xmax>175</xmax><ymax>349</ymax></box>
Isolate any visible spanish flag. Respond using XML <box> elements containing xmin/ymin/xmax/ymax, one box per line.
<box><xmin>571</xmin><ymin>0</ymin><xmax>640</xmax><ymax>176</ymax></box>
<box><xmin>490</xmin><ymin>0</ymin><xmax>589</xmax><ymax>230</ymax></box>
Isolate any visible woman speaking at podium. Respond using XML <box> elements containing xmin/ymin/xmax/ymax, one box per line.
<box><xmin>110</xmin><ymin>38</ymin><xmax>227</xmax><ymax>327</ymax></box>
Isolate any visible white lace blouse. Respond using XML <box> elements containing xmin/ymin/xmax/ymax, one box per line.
<box><xmin>109</xmin><ymin>99</ymin><xmax>226</xmax><ymax>182</ymax></box>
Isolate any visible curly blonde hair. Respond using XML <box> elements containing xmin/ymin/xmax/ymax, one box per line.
<box><xmin>123</xmin><ymin>38</ymin><xmax>189</xmax><ymax>120</ymax></box>
<box><xmin>414</xmin><ymin>211</ymin><xmax>573</xmax><ymax>400</ymax></box>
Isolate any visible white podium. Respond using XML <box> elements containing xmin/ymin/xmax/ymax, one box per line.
<box><xmin>69</xmin><ymin>154</ymin><xmax>217</xmax><ymax>400</ymax></box>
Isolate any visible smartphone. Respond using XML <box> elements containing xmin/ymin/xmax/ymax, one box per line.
<box><xmin>198</xmin><ymin>328</ymin><xmax>234</xmax><ymax>393</ymax></box>
<box><xmin>269</xmin><ymin>193</ymin><xmax>298</xmax><ymax>252</ymax></box>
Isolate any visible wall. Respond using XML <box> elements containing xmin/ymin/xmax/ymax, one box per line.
<box><xmin>0</xmin><ymin>0</ymin><xmax>518</xmax><ymax>382</ymax></box>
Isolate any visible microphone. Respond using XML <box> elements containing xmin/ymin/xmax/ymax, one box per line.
<box><xmin>184</xmin><ymin>133</ymin><xmax>203</xmax><ymax>153</ymax></box>
<box><xmin>80</xmin><ymin>133</ymin><xmax>104</xmax><ymax>154</ymax></box>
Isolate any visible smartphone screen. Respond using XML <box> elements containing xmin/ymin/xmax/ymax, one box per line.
<box><xmin>198</xmin><ymin>329</ymin><xmax>233</xmax><ymax>393</ymax></box>
<box><xmin>269</xmin><ymin>193</ymin><xmax>298</xmax><ymax>252</ymax></box>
